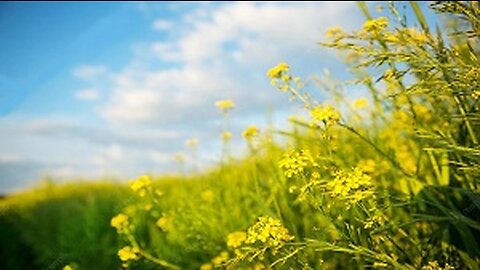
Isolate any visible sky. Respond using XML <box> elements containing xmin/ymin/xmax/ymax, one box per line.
<box><xmin>0</xmin><ymin>2</ymin><xmax>437</xmax><ymax>193</ymax></box>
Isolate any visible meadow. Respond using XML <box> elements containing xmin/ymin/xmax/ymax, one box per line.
<box><xmin>1</xmin><ymin>2</ymin><xmax>480</xmax><ymax>269</ymax></box>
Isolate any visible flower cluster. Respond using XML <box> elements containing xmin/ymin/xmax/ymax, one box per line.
<box><xmin>325</xmin><ymin>167</ymin><xmax>375</xmax><ymax>207</ymax></box>
<box><xmin>111</xmin><ymin>213</ymin><xmax>129</xmax><ymax>233</ymax></box>
<box><xmin>215</xmin><ymin>99</ymin><xmax>235</xmax><ymax>114</ymax></box>
<box><xmin>226</xmin><ymin>231</ymin><xmax>247</xmax><ymax>249</ymax></box>
<box><xmin>310</xmin><ymin>105</ymin><xmax>341</xmax><ymax>127</ymax></box>
<box><xmin>129</xmin><ymin>175</ymin><xmax>152</xmax><ymax>197</ymax></box>
<box><xmin>118</xmin><ymin>246</ymin><xmax>139</xmax><ymax>262</ymax></box>
<box><xmin>242</xmin><ymin>125</ymin><xmax>259</xmax><ymax>142</ymax></box>
<box><xmin>362</xmin><ymin>17</ymin><xmax>388</xmax><ymax>33</ymax></box>
<box><xmin>245</xmin><ymin>216</ymin><xmax>294</xmax><ymax>249</ymax></box>
<box><xmin>278</xmin><ymin>149</ymin><xmax>318</xmax><ymax>178</ymax></box>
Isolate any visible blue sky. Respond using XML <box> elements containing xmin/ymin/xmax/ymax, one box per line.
<box><xmin>0</xmin><ymin>2</ymin><xmax>437</xmax><ymax>193</ymax></box>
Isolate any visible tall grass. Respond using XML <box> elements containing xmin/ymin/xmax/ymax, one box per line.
<box><xmin>1</xmin><ymin>1</ymin><xmax>479</xmax><ymax>269</ymax></box>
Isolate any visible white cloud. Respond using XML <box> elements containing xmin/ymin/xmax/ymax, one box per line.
<box><xmin>74</xmin><ymin>88</ymin><xmax>100</xmax><ymax>101</ymax></box>
<box><xmin>72</xmin><ymin>65</ymin><xmax>108</xmax><ymax>81</ymax></box>
<box><xmin>153</xmin><ymin>19</ymin><xmax>173</xmax><ymax>31</ymax></box>
<box><xmin>102</xmin><ymin>2</ymin><xmax>360</xmax><ymax>125</ymax></box>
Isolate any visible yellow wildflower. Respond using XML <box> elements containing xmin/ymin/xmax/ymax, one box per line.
<box><xmin>278</xmin><ymin>149</ymin><xmax>318</xmax><ymax>178</ymax></box>
<box><xmin>226</xmin><ymin>231</ymin><xmax>247</xmax><ymax>248</ymax></box>
<box><xmin>267</xmin><ymin>62</ymin><xmax>289</xmax><ymax>79</ymax></box>
<box><xmin>472</xmin><ymin>90</ymin><xmax>480</xmax><ymax>100</ymax></box>
<box><xmin>111</xmin><ymin>213</ymin><xmax>129</xmax><ymax>233</ymax></box>
<box><xmin>156</xmin><ymin>216</ymin><xmax>171</xmax><ymax>231</ymax></box>
<box><xmin>200</xmin><ymin>263</ymin><xmax>213</xmax><ymax>270</ymax></box>
<box><xmin>310</xmin><ymin>105</ymin><xmax>340</xmax><ymax>127</ymax></box>
<box><xmin>326</xmin><ymin>26</ymin><xmax>344</xmax><ymax>39</ymax></box>
<box><xmin>245</xmin><ymin>216</ymin><xmax>294</xmax><ymax>248</ymax></box>
<box><xmin>221</xmin><ymin>131</ymin><xmax>232</xmax><ymax>141</ymax></box>
<box><xmin>363</xmin><ymin>17</ymin><xmax>388</xmax><ymax>32</ymax></box>
<box><xmin>118</xmin><ymin>246</ymin><xmax>139</xmax><ymax>262</ymax></box>
<box><xmin>353</xmin><ymin>98</ymin><xmax>369</xmax><ymax>109</ymax></box>
<box><xmin>215</xmin><ymin>99</ymin><xmax>235</xmax><ymax>113</ymax></box>
<box><xmin>242</xmin><ymin>125</ymin><xmax>259</xmax><ymax>141</ymax></box>
<box><xmin>212</xmin><ymin>251</ymin><xmax>229</xmax><ymax>267</ymax></box>
<box><xmin>325</xmin><ymin>167</ymin><xmax>375</xmax><ymax>207</ymax></box>
<box><xmin>62</xmin><ymin>265</ymin><xmax>75</xmax><ymax>270</ymax></box>
<box><xmin>129</xmin><ymin>175</ymin><xmax>151</xmax><ymax>197</ymax></box>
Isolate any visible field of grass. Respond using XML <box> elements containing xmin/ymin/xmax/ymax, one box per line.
<box><xmin>1</xmin><ymin>2</ymin><xmax>480</xmax><ymax>269</ymax></box>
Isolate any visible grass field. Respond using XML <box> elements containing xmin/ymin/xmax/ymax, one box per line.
<box><xmin>1</xmin><ymin>2</ymin><xmax>480</xmax><ymax>269</ymax></box>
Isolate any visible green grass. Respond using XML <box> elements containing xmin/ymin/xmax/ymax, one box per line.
<box><xmin>2</xmin><ymin>1</ymin><xmax>480</xmax><ymax>269</ymax></box>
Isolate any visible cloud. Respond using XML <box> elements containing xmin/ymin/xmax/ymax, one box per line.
<box><xmin>153</xmin><ymin>19</ymin><xmax>173</xmax><ymax>31</ymax></box>
<box><xmin>72</xmin><ymin>65</ymin><xmax>108</xmax><ymax>81</ymax></box>
<box><xmin>102</xmin><ymin>2</ymin><xmax>360</xmax><ymax>126</ymax></box>
<box><xmin>74</xmin><ymin>88</ymin><xmax>100</xmax><ymax>101</ymax></box>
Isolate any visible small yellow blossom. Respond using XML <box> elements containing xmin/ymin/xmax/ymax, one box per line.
<box><xmin>278</xmin><ymin>149</ymin><xmax>318</xmax><ymax>178</ymax></box>
<box><xmin>221</xmin><ymin>131</ymin><xmax>232</xmax><ymax>141</ymax></box>
<box><xmin>472</xmin><ymin>90</ymin><xmax>480</xmax><ymax>100</ymax></box>
<box><xmin>156</xmin><ymin>216</ymin><xmax>171</xmax><ymax>231</ymax></box>
<box><xmin>200</xmin><ymin>263</ymin><xmax>213</xmax><ymax>270</ymax></box>
<box><xmin>245</xmin><ymin>216</ymin><xmax>294</xmax><ymax>248</ymax></box>
<box><xmin>353</xmin><ymin>98</ymin><xmax>369</xmax><ymax>109</ymax></box>
<box><xmin>242</xmin><ymin>125</ymin><xmax>259</xmax><ymax>141</ymax></box>
<box><xmin>325</xmin><ymin>167</ymin><xmax>375</xmax><ymax>207</ymax></box>
<box><xmin>62</xmin><ymin>265</ymin><xmax>75</xmax><ymax>270</ymax></box>
<box><xmin>363</xmin><ymin>17</ymin><xmax>388</xmax><ymax>33</ymax></box>
<box><xmin>326</xmin><ymin>26</ymin><xmax>344</xmax><ymax>39</ymax></box>
<box><xmin>130</xmin><ymin>175</ymin><xmax>151</xmax><ymax>197</ymax></box>
<box><xmin>215</xmin><ymin>99</ymin><xmax>235</xmax><ymax>113</ymax></box>
<box><xmin>212</xmin><ymin>251</ymin><xmax>229</xmax><ymax>267</ymax></box>
<box><xmin>226</xmin><ymin>231</ymin><xmax>247</xmax><ymax>248</ymax></box>
<box><xmin>267</xmin><ymin>62</ymin><xmax>289</xmax><ymax>79</ymax></box>
<box><xmin>118</xmin><ymin>246</ymin><xmax>139</xmax><ymax>262</ymax></box>
<box><xmin>111</xmin><ymin>213</ymin><xmax>129</xmax><ymax>233</ymax></box>
<box><xmin>310</xmin><ymin>105</ymin><xmax>340</xmax><ymax>127</ymax></box>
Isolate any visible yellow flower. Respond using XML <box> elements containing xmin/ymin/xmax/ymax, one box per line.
<box><xmin>310</xmin><ymin>105</ymin><xmax>340</xmax><ymax>126</ymax></box>
<box><xmin>226</xmin><ymin>231</ymin><xmax>247</xmax><ymax>248</ymax></box>
<box><xmin>201</xmin><ymin>189</ymin><xmax>214</xmax><ymax>202</ymax></box>
<box><xmin>325</xmin><ymin>26</ymin><xmax>344</xmax><ymax>39</ymax></box>
<box><xmin>242</xmin><ymin>125</ymin><xmax>259</xmax><ymax>141</ymax></box>
<box><xmin>267</xmin><ymin>62</ymin><xmax>289</xmax><ymax>79</ymax></box>
<box><xmin>200</xmin><ymin>263</ymin><xmax>213</xmax><ymax>270</ymax></box>
<box><xmin>353</xmin><ymin>98</ymin><xmax>369</xmax><ymax>109</ymax></box>
<box><xmin>278</xmin><ymin>149</ymin><xmax>318</xmax><ymax>178</ymax></box>
<box><xmin>215</xmin><ymin>99</ymin><xmax>235</xmax><ymax>113</ymax></box>
<box><xmin>130</xmin><ymin>175</ymin><xmax>151</xmax><ymax>197</ymax></box>
<box><xmin>325</xmin><ymin>167</ymin><xmax>375</xmax><ymax>207</ymax></box>
<box><xmin>211</xmin><ymin>251</ymin><xmax>229</xmax><ymax>267</ymax></box>
<box><xmin>221</xmin><ymin>131</ymin><xmax>232</xmax><ymax>141</ymax></box>
<box><xmin>185</xmin><ymin>137</ymin><xmax>198</xmax><ymax>147</ymax></box>
<box><xmin>111</xmin><ymin>213</ymin><xmax>129</xmax><ymax>233</ymax></box>
<box><xmin>245</xmin><ymin>216</ymin><xmax>294</xmax><ymax>248</ymax></box>
<box><xmin>156</xmin><ymin>216</ymin><xmax>171</xmax><ymax>231</ymax></box>
<box><xmin>118</xmin><ymin>246</ymin><xmax>139</xmax><ymax>262</ymax></box>
<box><xmin>62</xmin><ymin>265</ymin><xmax>75</xmax><ymax>270</ymax></box>
<box><xmin>363</xmin><ymin>17</ymin><xmax>388</xmax><ymax>32</ymax></box>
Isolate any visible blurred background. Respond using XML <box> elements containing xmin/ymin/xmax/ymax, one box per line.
<box><xmin>0</xmin><ymin>2</ymin><xmax>433</xmax><ymax>194</ymax></box>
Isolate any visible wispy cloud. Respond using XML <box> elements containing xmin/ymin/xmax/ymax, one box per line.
<box><xmin>74</xmin><ymin>88</ymin><xmax>101</xmax><ymax>101</ymax></box>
